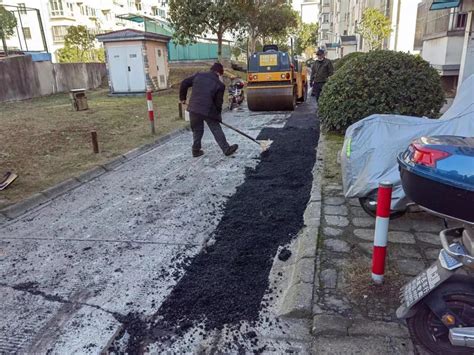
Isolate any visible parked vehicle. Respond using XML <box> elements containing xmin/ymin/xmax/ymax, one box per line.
<box><xmin>341</xmin><ymin>75</ymin><xmax>474</xmax><ymax>219</ymax></box>
<box><xmin>397</xmin><ymin>135</ymin><xmax>474</xmax><ymax>354</ymax></box>
<box><xmin>228</xmin><ymin>78</ymin><xmax>245</xmax><ymax>110</ymax></box>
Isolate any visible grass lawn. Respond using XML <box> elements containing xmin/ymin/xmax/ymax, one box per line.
<box><xmin>0</xmin><ymin>88</ymin><xmax>185</xmax><ymax>209</ymax></box>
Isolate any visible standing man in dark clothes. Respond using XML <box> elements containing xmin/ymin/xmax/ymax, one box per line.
<box><xmin>179</xmin><ymin>63</ymin><xmax>238</xmax><ymax>158</ymax></box>
<box><xmin>310</xmin><ymin>49</ymin><xmax>334</xmax><ymax>102</ymax></box>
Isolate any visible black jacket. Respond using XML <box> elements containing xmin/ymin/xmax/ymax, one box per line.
<box><xmin>310</xmin><ymin>58</ymin><xmax>334</xmax><ymax>83</ymax></box>
<box><xmin>179</xmin><ymin>71</ymin><xmax>225</xmax><ymax>119</ymax></box>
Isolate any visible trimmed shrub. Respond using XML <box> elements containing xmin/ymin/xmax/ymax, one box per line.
<box><xmin>333</xmin><ymin>51</ymin><xmax>365</xmax><ymax>71</ymax></box>
<box><xmin>319</xmin><ymin>50</ymin><xmax>445</xmax><ymax>133</ymax></box>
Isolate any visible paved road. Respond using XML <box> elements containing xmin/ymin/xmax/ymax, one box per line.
<box><xmin>0</xmin><ymin>101</ymin><xmax>317</xmax><ymax>354</ymax></box>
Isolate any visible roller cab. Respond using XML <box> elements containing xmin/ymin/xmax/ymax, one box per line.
<box><xmin>247</xmin><ymin>46</ymin><xmax>307</xmax><ymax>112</ymax></box>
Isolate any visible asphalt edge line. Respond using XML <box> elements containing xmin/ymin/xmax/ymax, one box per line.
<box><xmin>277</xmin><ymin>133</ymin><xmax>325</xmax><ymax>319</ymax></box>
<box><xmin>0</xmin><ymin>125</ymin><xmax>191</xmax><ymax>224</ymax></box>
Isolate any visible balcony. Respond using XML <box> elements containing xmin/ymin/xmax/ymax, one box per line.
<box><xmin>320</xmin><ymin>22</ymin><xmax>331</xmax><ymax>31</ymax></box>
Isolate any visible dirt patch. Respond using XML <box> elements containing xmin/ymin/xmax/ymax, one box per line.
<box><xmin>342</xmin><ymin>257</ymin><xmax>406</xmax><ymax>321</ymax></box>
<box><xmin>108</xmin><ymin>105</ymin><xmax>319</xmax><ymax>352</ymax></box>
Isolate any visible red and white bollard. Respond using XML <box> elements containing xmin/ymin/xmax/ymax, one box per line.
<box><xmin>371</xmin><ymin>182</ymin><xmax>393</xmax><ymax>284</ymax></box>
<box><xmin>146</xmin><ymin>90</ymin><xmax>156</xmax><ymax>135</ymax></box>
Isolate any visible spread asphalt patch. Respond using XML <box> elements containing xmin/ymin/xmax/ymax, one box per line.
<box><xmin>111</xmin><ymin>107</ymin><xmax>319</xmax><ymax>352</ymax></box>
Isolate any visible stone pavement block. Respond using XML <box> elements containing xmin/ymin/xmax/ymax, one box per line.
<box><xmin>101</xmin><ymin>155</ymin><xmax>127</xmax><ymax>171</ymax></box>
<box><xmin>324</xmin><ymin>205</ymin><xmax>348</xmax><ymax>216</ymax></box>
<box><xmin>354</xmin><ymin>229</ymin><xmax>374</xmax><ymax>241</ymax></box>
<box><xmin>352</xmin><ymin>217</ymin><xmax>375</xmax><ymax>228</ymax></box>
<box><xmin>76</xmin><ymin>166</ymin><xmax>107</xmax><ymax>183</ymax></box>
<box><xmin>325</xmin><ymin>215</ymin><xmax>349</xmax><ymax>228</ymax></box>
<box><xmin>410</xmin><ymin>218</ymin><xmax>444</xmax><ymax>233</ymax></box>
<box><xmin>296</xmin><ymin>227</ymin><xmax>318</xmax><ymax>260</ymax></box>
<box><xmin>323</xmin><ymin>227</ymin><xmax>343</xmax><ymax>237</ymax></box>
<box><xmin>304</xmin><ymin>202</ymin><xmax>321</xmax><ymax>226</ymax></box>
<box><xmin>41</xmin><ymin>178</ymin><xmax>82</xmax><ymax>199</ymax></box>
<box><xmin>323</xmin><ymin>295</ymin><xmax>352</xmax><ymax>313</ymax></box>
<box><xmin>0</xmin><ymin>193</ymin><xmax>49</xmax><ymax>219</ymax></box>
<box><xmin>320</xmin><ymin>269</ymin><xmax>337</xmax><ymax>289</ymax></box>
<box><xmin>292</xmin><ymin>258</ymin><xmax>315</xmax><ymax>284</ymax></box>
<box><xmin>312</xmin><ymin>314</ymin><xmax>350</xmax><ymax>335</ymax></box>
<box><xmin>348</xmin><ymin>319</ymin><xmax>409</xmax><ymax>337</ymax></box>
<box><xmin>325</xmin><ymin>196</ymin><xmax>345</xmax><ymax>206</ymax></box>
<box><xmin>350</xmin><ymin>206</ymin><xmax>370</xmax><ymax>218</ymax></box>
<box><xmin>279</xmin><ymin>282</ymin><xmax>313</xmax><ymax>319</ymax></box>
<box><xmin>388</xmin><ymin>218</ymin><xmax>412</xmax><ymax>231</ymax></box>
<box><xmin>396</xmin><ymin>259</ymin><xmax>426</xmax><ymax>276</ymax></box>
<box><xmin>388</xmin><ymin>231</ymin><xmax>416</xmax><ymax>245</ymax></box>
<box><xmin>324</xmin><ymin>239</ymin><xmax>351</xmax><ymax>253</ymax></box>
<box><xmin>416</xmin><ymin>232</ymin><xmax>441</xmax><ymax>246</ymax></box>
<box><xmin>348</xmin><ymin>199</ymin><xmax>360</xmax><ymax>207</ymax></box>
<box><xmin>425</xmin><ymin>248</ymin><xmax>440</xmax><ymax>261</ymax></box>
<box><xmin>312</xmin><ymin>335</ymin><xmax>414</xmax><ymax>354</ymax></box>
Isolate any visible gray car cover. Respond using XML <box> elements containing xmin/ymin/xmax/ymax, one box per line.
<box><xmin>341</xmin><ymin>74</ymin><xmax>474</xmax><ymax>209</ymax></box>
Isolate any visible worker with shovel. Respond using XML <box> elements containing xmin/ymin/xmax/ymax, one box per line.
<box><xmin>180</xmin><ymin>63</ymin><xmax>239</xmax><ymax>158</ymax></box>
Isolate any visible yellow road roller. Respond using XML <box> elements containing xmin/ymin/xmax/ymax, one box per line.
<box><xmin>246</xmin><ymin>45</ymin><xmax>308</xmax><ymax>111</ymax></box>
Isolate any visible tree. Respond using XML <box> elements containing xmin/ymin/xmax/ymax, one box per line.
<box><xmin>0</xmin><ymin>6</ymin><xmax>17</xmax><ymax>56</ymax></box>
<box><xmin>356</xmin><ymin>8</ymin><xmax>392</xmax><ymax>51</ymax></box>
<box><xmin>294</xmin><ymin>21</ymin><xmax>318</xmax><ymax>55</ymax></box>
<box><xmin>56</xmin><ymin>25</ymin><xmax>103</xmax><ymax>63</ymax></box>
<box><xmin>168</xmin><ymin>0</ymin><xmax>241</xmax><ymax>61</ymax></box>
<box><xmin>238</xmin><ymin>1</ymin><xmax>298</xmax><ymax>53</ymax></box>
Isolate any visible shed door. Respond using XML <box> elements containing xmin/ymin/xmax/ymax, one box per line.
<box><xmin>127</xmin><ymin>45</ymin><xmax>146</xmax><ymax>92</ymax></box>
<box><xmin>155</xmin><ymin>47</ymin><xmax>167</xmax><ymax>89</ymax></box>
<box><xmin>107</xmin><ymin>47</ymin><xmax>128</xmax><ymax>93</ymax></box>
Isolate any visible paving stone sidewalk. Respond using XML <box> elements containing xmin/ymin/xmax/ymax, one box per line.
<box><xmin>311</xmin><ymin>181</ymin><xmax>446</xmax><ymax>354</ymax></box>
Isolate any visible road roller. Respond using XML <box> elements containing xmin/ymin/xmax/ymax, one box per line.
<box><xmin>246</xmin><ymin>45</ymin><xmax>308</xmax><ymax>111</ymax></box>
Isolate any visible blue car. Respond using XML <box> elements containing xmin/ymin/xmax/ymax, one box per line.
<box><xmin>398</xmin><ymin>136</ymin><xmax>474</xmax><ymax>224</ymax></box>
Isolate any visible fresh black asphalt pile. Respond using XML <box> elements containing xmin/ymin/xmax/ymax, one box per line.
<box><xmin>113</xmin><ymin>105</ymin><xmax>319</xmax><ymax>352</ymax></box>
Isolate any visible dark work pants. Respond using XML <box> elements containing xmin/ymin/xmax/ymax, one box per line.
<box><xmin>313</xmin><ymin>82</ymin><xmax>326</xmax><ymax>102</ymax></box>
<box><xmin>190</xmin><ymin>112</ymin><xmax>230</xmax><ymax>153</ymax></box>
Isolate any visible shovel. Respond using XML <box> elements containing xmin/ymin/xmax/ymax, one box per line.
<box><xmin>218</xmin><ymin>120</ymin><xmax>273</xmax><ymax>152</ymax></box>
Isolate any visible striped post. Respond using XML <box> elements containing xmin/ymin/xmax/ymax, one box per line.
<box><xmin>371</xmin><ymin>182</ymin><xmax>393</xmax><ymax>284</ymax></box>
<box><xmin>146</xmin><ymin>90</ymin><xmax>156</xmax><ymax>135</ymax></box>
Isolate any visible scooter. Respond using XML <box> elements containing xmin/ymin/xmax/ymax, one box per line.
<box><xmin>396</xmin><ymin>136</ymin><xmax>474</xmax><ymax>354</ymax></box>
<box><xmin>228</xmin><ymin>79</ymin><xmax>245</xmax><ymax>110</ymax></box>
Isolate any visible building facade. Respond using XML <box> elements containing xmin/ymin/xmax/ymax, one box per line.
<box><xmin>292</xmin><ymin>0</ymin><xmax>320</xmax><ymax>24</ymax></box>
<box><xmin>317</xmin><ymin>0</ymin><xmax>421</xmax><ymax>58</ymax></box>
<box><xmin>415</xmin><ymin>0</ymin><xmax>474</xmax><ymax>93</ymax></box>
<box><xmin>1</xmin><ymin>0</ymin><xmax>169</xmax><ymax>61</ymax></box>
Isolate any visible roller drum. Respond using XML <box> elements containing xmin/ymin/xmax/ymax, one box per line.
<box><xmin>247</xmin><ymin>85</ymin><xmax>295</xmax><ymax>111</ymax></box>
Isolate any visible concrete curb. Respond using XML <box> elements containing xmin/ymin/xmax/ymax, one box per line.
<box><xmin>278</xmin><ymin>133</ymin><xmax>326</xmax><ymax>319</ymax></box>
<box><xmin>0</xmin><ymin>125</ymin><xmax>190</xmax><ymax>224</ymax></box>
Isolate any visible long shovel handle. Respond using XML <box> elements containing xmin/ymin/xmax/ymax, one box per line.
<box><xmin>218</xmin><ymin>121</ymin><xmax>260</xmax><ymax>145</ymax></box>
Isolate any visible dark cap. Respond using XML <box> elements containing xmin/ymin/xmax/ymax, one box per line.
<box><xmin>211</xmin><ymin>62</ymin><xmax>224</xmax><ymax>75</ymax></box>
<box><xmin>316</xmin><ymin>49</ymin><xmax>325</xmax><ymax>56</ymax></box>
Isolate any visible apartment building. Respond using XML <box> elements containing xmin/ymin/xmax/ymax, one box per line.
<box><xmin>415</xmin><ymin>0</ymin><xmax>474</xmax><ymax>92</ymax></box>
<box><xmin>292</xmin><ymin>0</ymin><xmax>320</xmax><ymax>24</ymax></box>
<box><xmin>1</xmin><ymin>0</ymin><xmax>169</xmax><ymax>61</ymax></box>
<box><xmin>318</xmin><ymin>0</ymin><xmax>421</xmax><ymax>58</ymax></box>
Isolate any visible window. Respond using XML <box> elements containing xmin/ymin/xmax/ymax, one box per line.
<box><xmin>51</xmin><ymin>25</ymin><xmax>69</xmax><ymax>42</ymax></box>
<box><xmin>18</xmin><ymin>3</ymin><xmax>27</xmax><ymax>14</ymax></box>
<box><xmin>67</xmin><ymin>2</ymin><xmax>73</xmax><ymax>16</ymax></box>
<box><xmin>455</xmin><ymin>13</ymin><xmax>467</xmax><ymax>29</ymax></box>
<box><xmin>23</xmin><ymin>27</ymin><xmax>31</xmax><ymax>39</ymax></box>
<box><xmin>49</xmin><ymin>0</ymin><xmax>64</xmax><ymax>16</ymax></box>
<box><xmin>135</xmin><ymin>0</ymin><xmax>141</xmax><ymax>11</ymax></box>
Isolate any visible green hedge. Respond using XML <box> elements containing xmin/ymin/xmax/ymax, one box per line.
<box><xmin>333</xmin><ymin>51</ymin><xmax>365</xmax><ymax>71</ymax></box>
<box><xmin>319</xmin><ymin>50</ymin><xmax>445</xmax><ymax>133</ymax></box>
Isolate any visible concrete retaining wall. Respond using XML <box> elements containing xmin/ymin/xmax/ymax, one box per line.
<box><xmin>0</xmin><ymin>55</ymin><xmax>107</xmax><ymax>102</ymax></box>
